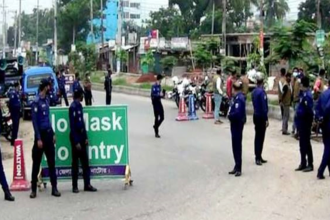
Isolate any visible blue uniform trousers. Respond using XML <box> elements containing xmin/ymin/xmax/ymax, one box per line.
<box><xmin>297</xmin><ymin>119</ymin><xmax>313</xmax><ymax>167</ymax></box>
<box><xmin>318</xmin><ymin>123</ymin><xmax>330</xmax><ymax>176</ymax></box>
<box><xmin>0</xmin><ymin>148</ymin><xmax>9</xmax><ymax>190</ymax></box>
<box><xmin>253</xmin><ymin>116</ymin><xmax>267</xmax><ymax>161</ymax></box>
<box><xmin>231</xmin><ymin>122</ymin><xmax>244</xmax><ymax>172</ymax></box>
<box><xmin>10</xmin><ymin>107</ymin><xmax>20</xmax><ymax>146</ymax></box>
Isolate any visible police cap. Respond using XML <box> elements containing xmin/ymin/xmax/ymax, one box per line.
<box><xmin>73</xmin><ymin>87</ymin><xmax>84</xmax><ymax>99</ymax></box>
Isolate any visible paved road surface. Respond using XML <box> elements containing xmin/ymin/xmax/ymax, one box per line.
<box><xmin>0</xmin><ymin>91</ymin><xmax>329</xmax><ymax>220</ymax></box>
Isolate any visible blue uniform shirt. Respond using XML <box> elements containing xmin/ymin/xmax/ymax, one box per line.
<box><xmin>296</xmin><ymin>89</ymin><xmax>314</xmax><ymax>128</ymax></box>
<box><xmin>151</xmin><ymin>84</ymin><xmax>162</xmax><ymax>101</ymax></box>
<box><xmin>58</xmin><ymin>76</ymin><xmax>66</xmax><ymax>91</ymax></box>
<box><xmin>252</xmin><ymin>86</ymin><xmax>268</xmax><ymax>120</ymax></box>
<box><xmin>48</xmin><ymin>88</ymin><xmax>58</xmax><ymax>106</ymax></box>
<box><xmin>7</xmin><ymin>89</ymin><xmax>21</xmax><ymax>109</ymax></box>
<box><xmin>73</xmin><ymin>80</ymin><xmax>82</xmax><ymax>93</ymax></box>
<box><xmin>69</xmin><ymin>100</ymin><xmax>87</xmax><ymax>145</ymax></box>
<box><xmin>31</xmin><ymin>96</ymin><xmax>52</xmax><ymax>140</ymax></box>
<box><xmin>315</xmin><ymin>88</ymin><xmax>330</xmax><ymax>124</ymax></box>
<box><xmin>228</xmin><ymin>92</ymin><xmax>246</xmax><ymax>124</ymax></box>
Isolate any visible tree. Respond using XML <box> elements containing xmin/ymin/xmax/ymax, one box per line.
<box><xmin>264</xmin><ymin>0</ymin><xmax>290</xmax><ymax>28</ymax></box>
<box><xmin>7</xmin><ymin>26</ymin><xmax>16</xmax><ymax>47</ymax></box>
<box><xmin>298</xmin><ymin>0</ymin><xmax>330</xmax><ymax>32</ymax></box>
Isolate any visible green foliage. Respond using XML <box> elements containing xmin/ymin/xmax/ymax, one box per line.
<box><xmin>194</xmin><ymin>44</ymin><xmax>213</xmax><ymax>69</ymax></box>
<box><xmin>69</xmin><ymin>43</ymin><xmax>97</xmax><ymax>73</ymax></box>
<box><xmin>116</xmin><ymin>50</ymin><xmax>129</xmax><ymax>63</ymax></box>
<box><xmin>161</xmin><ymin>56</ymin><xmax>178</xmax><ymax>70</ymax></box>
<box><xmin>141</xmin><ymin>51</ymin><xmax>155</xmax><ymax>68</ymax></box>
<box><xmin>112</xmin><ymin>78</ymin><xmax>128</xmax><ymax>86</ymax></box>
<box><xmin>222</xmin><ymin>57</ymin><xmax>239</xmax><ymax>74</ymax></box>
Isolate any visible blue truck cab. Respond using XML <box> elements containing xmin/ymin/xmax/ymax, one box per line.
<box><xmin>22</xmin><ymin>66</ymin><xmax>59</xmax><ymax>119</ymax></box>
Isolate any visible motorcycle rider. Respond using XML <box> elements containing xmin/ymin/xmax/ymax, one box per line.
<box><xmin>213</xmin><ymin>69</ymin><xmax>224</xmax><ymax>124</ymax></box>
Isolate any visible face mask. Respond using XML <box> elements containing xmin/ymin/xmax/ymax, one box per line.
<box><xmin>293</xmin><ymin>71</ymin><xmax>298</xmax><ymax>77</ymax></box>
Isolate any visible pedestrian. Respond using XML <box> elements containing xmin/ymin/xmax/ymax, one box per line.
<box><xmin>73</xmin><ymin>72</ymin><xmax>82</xmax><ymax>93</ymax></box>
<box><xmin>7</xmin><ymin>82</ymin><xmax>21</xmax><ymax>146</ymax></box>
<box><xmin>295</xmin><ymin>76</ymin><xmax>314</xmax><ymax>172</ymax></box>
<box><xmin>213</xmin><ymin>69</ymin><xmax>224</xmax><ymax>124</ymax></box>
<box><xmin>315</xmin><ymin>79</ymin><xmax>330</xmax><ymax>179</ymax></box>
<box><xmin>228</xmin><ymin>81</ymin><xmax>246</xmax><ymax>177</ymax></box>
<box><xmin>240</xmin><ymin>71</ymin><xmax>249</xmax><ymax>98</ymax></box>
<box><xmin>0</xmin><ymin>145</ymin><xmax>15</xmax><ymax>201</ymax></box>
<box><xmin>292</xmin><ymin>68</ymin><xmax>301</xmax><ymax>138</ymax></box>
<box><xmin>226</xmin><ymin>70</ymin><xmax>237</xmax><ymax>100</ymax></box>
<box><xmin>313</xmin><ymin>69</ymin><xmax>326</xmax><ymax>102</ymax></box>
<box><xmin>83</xmin><ymin>73</ymin><xmax>93</xmax><ymax>106</ymax></box>
<box><xmin>281</xmin><ymin>72</ymin><xmax>292</xmax><ymax>135</ymax></box>
<box><xmin>47</xmin><ymin>77</ymin><xmax>58</xmax><ymax>107</ymax></box>
<box><xmin>278</xmin><ymin>68</ymin><xmax>286</xmax><ymax>119</ymax></box>
<box><xmin>56</xmin><ymin>71</ymin><xmax>69</xmax><ymax>106</ymax></box>
<box><xmin>69</xmin><ymin>88</ymin><xmax>97</xmax><ymax>193</ymax></box>
<box><xmin>252</xmin><ymin>75</ymin><xmax>269</xmax><ymax>166</ymax></box>
<box><xmin>151</xmin><ymin>75</ymin><xmax>165</xmax><ymax>138</ymax></box>
<box><xmin>104</xmin><ymin>65</ymin><xmax>113</xmax><ymax>105</ymax></box>
<box><xmin>30</xmin><ymin>79</ymin><xmax>61</xmax><ymax>199</ymax></box>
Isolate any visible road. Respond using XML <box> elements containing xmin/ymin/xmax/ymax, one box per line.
<box><xmin>0</xmin><ymin>90</ymin><xmax>329</xmax><ymax>220</ymax></box>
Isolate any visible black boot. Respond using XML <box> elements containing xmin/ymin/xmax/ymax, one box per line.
<box><xmin>153</xmin><ymin>125</ymin><xmax>160</xmax><ymax>138</ymax></box>
<box><xmin>295</xmin><ymin>165</ymin><xmax>306</xmax><ymax>171</ymax></box>
<box><xmin>84</xmin><ymin>185</ymin><xmax>97</xmax><ymax>192</ymax></box>
<box><xmin>256</xmin><ymin>160</ymin><xmax>262</xmax><ymax>166</ymax></box>
<box><xmin>30</xmin><ymin>191</ymin><xmax>37</xmax><ymax>199</ymax></box>
<box><xmin>3</xmin><ymin>188</ymin><xmax>15</xmax><ymax>202</ymax></box>
<box><xmin>302</xmin><ymin>165</ymin><xmax>314</xmax><ymax>173</ymax></box>
<box><xmin>51</xmin><ymin>186</ymin><xmax>61</xmax><ymax>197</ymax></box>
<box><xmin>228</xmin><ymin>169</ymin><xmax>236</xmax><ymax>175</ymax></box>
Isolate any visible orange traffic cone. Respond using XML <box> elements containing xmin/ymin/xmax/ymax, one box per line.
<box><xmin>202</xmin><ymin>93</ymin><xmax>214</xmax><ymax>119</ymax></box>
<box><xmin>176</xmin><ymin>96</ymin><xmax>189</xmax><ymax>121</ymax></box>
<box><xmin>10</xmin><ymin>139</ymin><xmax>30</xmax><ymax>191</ymax></box>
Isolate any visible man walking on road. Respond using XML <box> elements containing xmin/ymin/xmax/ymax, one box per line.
<box><xmin>252</xmin><ymin>75</ymin><xmax>269</xmax><ymax>166</ymax></box>
<box><xmin>213</xmin><ymin>69</ymin><xmax>224</xmax><ymax>124</ymax></box>
<box><xmin>281</xmin><ymin>73</ymin><xmax>292</xmax><ymax>135</ymax></box>
<box><xmin>292</xmin><ymin>68</ymin><xmax>301</xmax><ymax>138</ymax></box>
<box><xmin>295</xmin><ymin>77</ymin><xmax>314</xmax><ymax>172</ymax></box>
<box><xmin>0</xmin><ymin>145</ymin><xmax>15</xmax><ymax>201</ymax></box>
<box><xmin>104</xmin><ymin>65</ymin><xmax>113</xmax><ymax>105</ymax></box>
<box><xmin>228</xmin><ymin>81</ymin><xmax>246</xmax><ymax>177</ymax></box>
<box><xmin>151</xmin><ymin>75</ymin><xmax>165</xmax><ymax>138</ymax></box>
<box><xmin>69</xmin><ymin>88</ymin><xmax>97</xmax><ymax>193</ymax></box>
<box><xmin>56</xmin><ymin>71</ymin><xmax>69</xmax><ymax>106</ymax></box>
<box><xmin>30</xmin><ymin>79</ymin><xmax>61</xmax><ymax>199</ymax></box>
<box><xmin>278</xmin><ymin>68</ymin><xmax>286</xmax><ymax>119</ymax></box>
<box><xmin>84</xmin><ymin>73</ymin><xmax>93</xmax><ymax>106</ymax></box>
<box><xmin>315</xmin><ymin>79</ymin><xmax>330</xmax><ymax>179</ymax></box>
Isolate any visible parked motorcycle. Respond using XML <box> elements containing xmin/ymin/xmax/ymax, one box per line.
<box><xmin>0</xmin><ymin>101</ymin><xmax>13</xmax><ymax>142</ymax></box>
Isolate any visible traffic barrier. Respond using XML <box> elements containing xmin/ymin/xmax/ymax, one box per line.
<box><xmin>202</xmin><ymin>93</ymin><xmax>214</xmax><ymax>119</ymax></box>
<box><xmin>10</xmin><ymin>139</ymin><xmax>30</xmax><ymax>191</ymax></box>
<box><xmin>176</xmin><ymin>96</ymin><xmax>189</xmax><ymax>121</ymax></box>
<box><xmin>188</xmin><ymin>94</ymin><xmax>199</xmax><ymax>120</ymax></box>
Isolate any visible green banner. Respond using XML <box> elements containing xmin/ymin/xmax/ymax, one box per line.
<box><xmin>41</xmin><ymin>105</ymin><xmax>129</xmax><ymax>179</ymax></box>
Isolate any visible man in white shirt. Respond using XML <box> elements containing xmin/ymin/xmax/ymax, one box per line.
<box><xmin>213</xmin><ymin>69</ymin><xmax>224</xmax><ymax>124</ymax></box>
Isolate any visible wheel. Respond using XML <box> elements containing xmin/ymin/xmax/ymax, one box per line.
<box><xmin>175</xmin><ymin>96</ymin><xmax>180</xmax><ymax>108</ymax></box>
<box><xmin>4</xmin><ymin>129</ymin><xmax>12</xmax><ymax>142</ymax></box>
<box><xmin>200</xmin><ymin>98</ymin><xmax>206</xmax><ymax>112</ymax></box>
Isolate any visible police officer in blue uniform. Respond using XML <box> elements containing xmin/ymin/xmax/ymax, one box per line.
<box><xmin>252</xmin><ymin>75</ymin><xmax>269</xmax><ymax>166</ymax></box>
<box><xmin>69</xmin><ymin>88</ymin><xmax>97</xmax><ymax>193</ymax></box>
<box><xmin>8</xmin><ymin>82</ymin><xmax>21</xmax><ymax>146</ymax></box>
<box><xmin>0</xmin><ymin>146</ymin><xmax>15</xmax><ymax>201</ymax></box>
<box><xmin>315</xmin><ymin>79</ymin><xmax>330</xmax><ymax>179</ymax></box>
<box><xmin>73</xmin><ymin>73</ymin><xmax>82</xmax><ymax>93</ymax></box>
<box><xmin>56</xmin><ymin>71</ymin><xmax>69</xmax><ymax>106</ymax></box>
<box><xmin>151</xmin><ymin>75</ymin><xmax>165</xmax><ymax>138</ymax></box>
<box><xmin>295</xmin><ymin>77</ymin><xmax>314</xmax><ymax>172</ymax></box>
<box><xmin>30</xmin><ymin>79</ymin><xmax>61</xmax><ymax>198</ymax></box>
<box><xmin>228</xmin><ymin>81</ymin><xmax>246</xmax><ymax>177</ymax></box>
<box><xmin>47</xmin><ymin>77</ymin><xmax>58</xmax><ymax>107</ymax></box>
<box><xmin>104</xmin><ymin>66</ymin><xmax>112</xmax><ymax>105</ymax></box>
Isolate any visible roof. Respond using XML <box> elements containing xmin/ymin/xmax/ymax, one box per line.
<box><xmin>24</xmin><ymin>66</ymin><xmax>54</xmax><ymax>75</ymax></box>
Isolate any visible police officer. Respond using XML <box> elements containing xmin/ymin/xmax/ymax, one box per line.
<box><xmin>104</xmin><ymin>66</ymin><xmax>112</xmax><ymax>105</ymax></box>
<box><xmin>315</xmin><ymin>79</ymin><xmax>330</xmax><ymax>179</ymax></box>
<box><xmin>0</xmin><ymin>145</ymin><xmax>15</xmax><ymax>201</ymax></box>
<box><xmin>8</xmin><ymin>82</ymin><xmax>21</xmax><ymax>146</ymax></box>
<box><xmin>151</xmin><ymin>75</ymin><xmax>165</xmax><ymax>138</ymax></box>
<box><xmin>30</xmin><ymin>79</ymin><xmax>60</xmax><ymax>199</ymax></box>
<box><xmin>73</xmin><ymin>72</ymin><xmax>82</xmax><ymax>93</ymax></box>
<box><xmin>56</xmin><ymin>71</ymin><xmax>69</xmax><ymax>106</ymax></box>
<box><xmin>228</xmin><ymin>81</ymin><xmax>246</xmax><ymax>177</ymax></box>
<box><xmin>295</xmin><ymin>76</ymin><xmax>314</xmax><ymax>172</ymax></box>
<box><xmin>83</xmin><ymin>73</ymin><xmax>93</xmax><ymax>106</ymax></box>
<box><xmin>252</xmin><ymin>75</ymin><xmax>269</xmax><ymax>166</ymax></box>
<box><xmin>47</xmin><ymin>77</ymin><xmax>58</xmax><ymax>107</ymax></box>
<box><xmin>69</xmin><ymin>88</ymin><xmax>97</xmax><ymax>193</ymax></box>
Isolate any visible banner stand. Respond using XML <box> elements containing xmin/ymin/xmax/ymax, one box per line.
<box><xmin>124</xmin><ymin>165</ymin><xmax>133</xmax><ymax>189</ymax></box>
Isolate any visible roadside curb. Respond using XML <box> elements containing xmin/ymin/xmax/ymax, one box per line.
<box><xmin>92</xmin><ymin>83</ymin><xmax>293</xmax><ymax>121</ymax></box>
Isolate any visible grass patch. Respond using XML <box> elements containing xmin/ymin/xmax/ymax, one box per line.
<box><xmin>113</xmin><ymin>78</ymin><xmax>128</xmax><ymax>86</ymax></box>
<box><xmin>162</xmin><ymin>85</ymin><xmax>174</xmax><ymax>91</ymax></box>
<box><xmin>269</xmin><ymin>99</ymin><xmax>279</xmax><ymax>106</ymax></box>
<box><xmin>139</xmin><ymin>83</ymin><xmax>152</xmax><ymax>89</ymax></box>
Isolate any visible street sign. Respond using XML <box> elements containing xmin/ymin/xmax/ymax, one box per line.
<box><xmin>316</xmin><ymin>29</ymin><xmax>325</xmax><ymax>47</ymax></box>
<box><xmin>41</xmin><ymin>105</ymin><xmax>131</xmax><ymax>181</ymax></box>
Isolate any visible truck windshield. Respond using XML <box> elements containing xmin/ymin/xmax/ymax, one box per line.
<box><xmin>27</xmin><ymin>73</ymin><xmax>52</xmax><ymax>88</ymax></box>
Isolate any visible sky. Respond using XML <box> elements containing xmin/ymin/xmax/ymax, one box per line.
<box><xmin>286</xmin><ymin>0</ymin><xmax>304</xmax><ymax>20</ymax></box>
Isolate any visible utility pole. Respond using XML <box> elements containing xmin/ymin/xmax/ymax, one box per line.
<box><xmin>54</xmin><ymin>0</ymin><xmax>58</xmax><ymax>66</ymax></box>
<box><xmin>316</xmin><ymin>0</ymin><xmax>321</xmax><ymax>29</ymax></box>
<box><xmin>101</xmin><ymin>0</ymin><xmax>104</xmax><ymax>46</ymax></box>
<box><xmin>221</xmin><ymin>0</ymin><xmax>226</xmax><ymax>61</ymax></box>
<box><xmin>13</xmin><ymin>10</ymin><xmax>17</xmax><ymax>57</ymax></box>
<box><xmin>260</xmin><ymin>0</ymin><xmax>264</xmax><ymax>66</ymax></box>
<box><xmin>211</xmin><ymin>0</ymin><xmax>215</xmax><ymax>35</ymax></box>
<box><xmin>2</xmin><ymin>0</ymin><xmax>6</xmax><ymax>58</ymax></box>
<box><xmin>116</xmin><ymin>0</ymin><xmax>122</xmax><ymax>74</ymax></box>
<box><xmin>18</xmin><ymin>0</ymin><xmax>21</xmax><ymax>51</ymax></box>
<box><xmin>90</xmin><ymin>0</ymin><xmax>93</xmax><ymax>36</ymax></box>
<box><xmin>36</xmin><ymin>0</ymin><xmax>39</xmax><ymax>64</ymax></box>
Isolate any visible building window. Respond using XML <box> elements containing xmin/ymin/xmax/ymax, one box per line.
<box><xmin>122</xmin><ymin>1</ymin><xmax>129</xmax><ymax>7</ymax></box>
<box><xmin>123</xmin><ymin>12</ymin><xmax>130</xmax><ymax>19</ymax></box>
<box><xmin>130</xmin><ymin>2</ymin><xmax>140</xmax><ymax>8</ymax></box>
<box><xmin>130</xmin><ymin>14</ymin><xmax>140</xmax><ymax>19</ymax></box>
